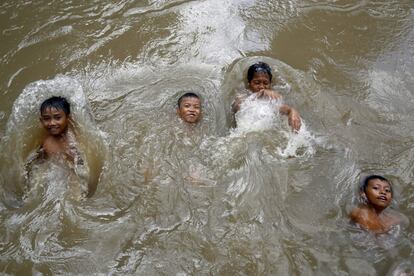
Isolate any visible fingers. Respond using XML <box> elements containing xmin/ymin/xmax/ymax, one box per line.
<box><xmin>257</xmin><ymin>90</ymin><xmax>265</xmax><ymax>98</ymax></box>
<box><xmin>288</xmin><ymin>111</ymin><xmax>302</xmax><ymax>132</ymax></box>
<box><xmin>291</xmin><ymin>118</ymin><xmax>301</xmax><ymax>132</ymax></box>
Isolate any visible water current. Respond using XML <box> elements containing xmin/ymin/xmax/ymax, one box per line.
<box><xmin>1</xmin><ymin>0</ymin><xmax>414</xmax><ymax>275</ymax></box>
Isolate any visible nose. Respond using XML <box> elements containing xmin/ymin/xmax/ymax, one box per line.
<box><xmin>49</xmin><ymin>119</ymin><xmax>58</xmax><ymax>126</ymax></box>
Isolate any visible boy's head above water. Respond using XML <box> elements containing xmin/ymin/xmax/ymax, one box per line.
<box><xmin>247</xmin><ymin>62</ymin><xmax>273</xmax><ymax>93</ymax></box>
<box><xmin>177</xmin><ymin>92</ymin><xmax>201</xmax><ymax>124</ymax></box>
<box><xmin>40</xmin><ymin>96</ymin><xmax>71</xmax><ymax>136</ymax></box>
<box><xmin>360</xmin><ymin>175</ymin><xmax>393</xmax><ymax>210</ymax></box>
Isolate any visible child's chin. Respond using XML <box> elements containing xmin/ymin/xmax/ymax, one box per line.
<box><xmin>49</xmin><ymin>130</ymin><xmax>62</xmax><ymax>135</ymax></box>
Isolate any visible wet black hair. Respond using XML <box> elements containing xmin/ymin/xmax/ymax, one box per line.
<box><xmin>40</xmin><ymin>96</ymin><xmax>70</xmax><ymax>116</ymax></box>
<box><xmin>247</xmin><ymin>62</ymin><xmax>273</xmax><ymax>82</ymax></box>
<box><xmin>361</xmin><ymin>175</ymin><xmax>393</xmax><ymax>194</ymax></box>
<box><xmin>177</xmin><ymin>92</ymin><xmax>200</xmax><ymax>108</ymax></box>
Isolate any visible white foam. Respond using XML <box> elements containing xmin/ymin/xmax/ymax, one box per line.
<box><xmin>233</xmin><ymin>94</ymin><xmax>282</xmax><ymax>134</ymax></box>
<box><xmin>231</xmin><ymin>94</ymin><xmax>316</xmax><ymax>158</ymax></box>
<box><xmin>277</xmin><ymin>123</ymin><xmax>316</xmax><ymax>158</ymax></box>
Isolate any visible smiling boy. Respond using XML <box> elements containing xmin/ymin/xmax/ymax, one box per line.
<box><xmin>350</xmin><ymin>175</ymin><xmax>404</xmax><ymax>233</ymax></box>
<box><xmin>38</xmin><ymin>96</ymin><xmax>82</xmax><ymax>164</ymax></box>
<box><xmin>177</xmin><ymin>92</ymin><xmax>202</xmax><ymax>124</ymax></box>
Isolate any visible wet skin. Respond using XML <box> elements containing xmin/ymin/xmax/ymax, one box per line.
<box><xmin>177</xmin><ymin>97</ymin><xmax>201</xmax><ymax>124</ymax></box>
<box><xmin>39</xmin><ymin>107</ymin><xmax>72</xmax><ymax>158</ymax></box>
<box><xmin>350</xmin><ymin>179</ymin><xmax>398</xmax><ymax>233</ymax></box>
<box><xmin>248</xmin><ymin>72</ymin><xmax>271</xmax><ymax>92</ymax></box>
<box><xmin>364</xmin><ymin>178</ymin><xmax>392</xmax><ymax>211</ymax></box>
<box><xmin>233</xmin><ymin>71</ymin><xmax>301</xmax><ymax>131</ymax></box>
<box><xmin>248</xmin><ymin>72</ymin><xmax>281</xmax><ymax>100</ymax></box>
<box><xmin>40</xmin><ymin>107</ymin><xmax>69</xmax><ymax>136</ymax></box>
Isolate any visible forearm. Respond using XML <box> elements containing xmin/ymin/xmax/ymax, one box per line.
<box><xmin>278</xmin><ymin>104</ymin><xmax>301</xmax><ymax>131</ymax></box>
<box><xmin>278</xmin><ymin>104</ymin><xmax>291</xmax><ymax>115</ymax></box>
<box><xmin>232</xmin><ymin>96</ymin><xmax>244</xmax><ymax>113</ymax></box>
<box><xmin>25</xmin><ymin>148</ymin><xmax>45</xmax><ymax>181</ymax></box>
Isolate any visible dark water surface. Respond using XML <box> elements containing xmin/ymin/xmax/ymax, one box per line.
<box><xmin>1</xmin><ymin>0</ymin><xmax>414</xmax><ymax>275</ymax></box>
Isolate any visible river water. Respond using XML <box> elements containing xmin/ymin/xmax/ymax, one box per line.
<box><xmin>1</xmin><ymin>0</ymin><xmax>414</xmax><ymax>275</ymax></box>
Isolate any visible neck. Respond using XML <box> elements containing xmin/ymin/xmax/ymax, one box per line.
<box><xmin>51</xmin><ymin>129</ymin><xmax>68</xmax><ymax>139</ymax></box>
<box><xmin>366</xmin><ymin>203</ymin><xmax>386</xmax><ymax>215</ymax></box>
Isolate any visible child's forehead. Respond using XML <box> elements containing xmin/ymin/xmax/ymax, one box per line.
<box><xmin>368</xmin><ymin>178</ymin><xmax>390</xmax><ymax>187</ymax></box>
<box><xmin>41</xmin><ymin>106</ymin><xmax>65</xmax><ymax>114</ymax></box>
<box><xmin>252</xmin><ymin>71</ymin><xmax>271</xmax><ymax>79</ymax></box>
<box><xmin>182</xmin><ymin>97</ymin><xmax>200</xmax><ymax>103</ymax></box>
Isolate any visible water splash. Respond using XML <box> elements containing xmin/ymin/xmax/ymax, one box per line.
<box><xmin>277</xmin><ymin>122</ymin><xmax>316</xmax><ymax>158</ymax></box>
<box><xmin>233</xmin><ymin>95</ymin><xmax>282</xmax><ymax>134</ymax></box>
<box><xmin>231</xmin><ymin>94</ymin><xmax>316</xmax><ymax>158</ymax></box>
<box><xmin>0</xmin><ymin>75</ymin><xmax>106</xmax><ymax>202</ymax></box>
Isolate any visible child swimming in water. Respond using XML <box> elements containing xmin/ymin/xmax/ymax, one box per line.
<box><xmin>25</xmin><ymin>97</ymin><xmax>84</xmax><ymax>183</ymax></box>
<box><xmin>177</xmin><ymin>92</ymin><xmax>202</xmax><ymax>124</ymax></box>
<box><xmin>38</xmin><ymin>96</ymin><xmax>83</xmax><ymax>163</ymax></box>
<box><xmin>232</xmin><ymin>62</ymin><xmax>301</xmax><ymax>131</ymax></box>
<box><xmin>350</xmin><ymin>175</ymin><xmax>405</xmax><ymax>234</ymax></box>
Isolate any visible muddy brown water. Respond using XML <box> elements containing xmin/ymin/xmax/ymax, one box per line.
<box><xmin>1</xmin><ymin>0</ymin><xmax>414</xmax><ymax>274</ymax></box>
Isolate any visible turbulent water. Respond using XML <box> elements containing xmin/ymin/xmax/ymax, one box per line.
<box><xmin>1</xmin><ymin>0</ymin><xmax>414</xmax><ymax>275</ymax></box>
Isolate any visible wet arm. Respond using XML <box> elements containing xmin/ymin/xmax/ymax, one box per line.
<box><xmin>25</xmin><ymin>147</ymin><xmax>46</xmax><ymax>180</ymax></box>
<box><xmin>279</xmin><ymin>104</ymin><xmax>301</xmax><ymax>132</ymax></box>
<box><xmin>68</xmin><ymin>145</ymin><xmax>84</xmax><ymax>165</ymax></box>
<box><xmin>232</xmin><ymin>96</ymin><xmax>244</xmax><ymax>113</ymax></box>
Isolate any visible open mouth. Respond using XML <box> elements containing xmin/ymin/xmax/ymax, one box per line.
<box><xmin>377</xmin><ymin>196</ymin><xmax>388</xmax><ymax>201</ymax></box>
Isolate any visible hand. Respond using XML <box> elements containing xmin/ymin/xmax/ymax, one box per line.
<box><xmin>288</xmin><ymin>108</ymin><xmax>301</xmax><ymax>132</ymax></box>
<box><xmin>257</xmin><ymin>89</ymin><xmax>282</xmax><ymax>100</ymax></box>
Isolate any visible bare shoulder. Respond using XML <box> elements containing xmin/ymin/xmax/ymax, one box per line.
<box><xmin>350</xmin><ymin>206</ymin><xmax>372</xmax><ymax>223</ymax></box>
<box><xmin>41</xmin><ymin>136</ymin><xmax>54</xmax><ymax>151</ymax></box>
<box><xmin>350</xmin><ymin>206</ymin><xmax>364</xmax><ymax>221</ymax></box>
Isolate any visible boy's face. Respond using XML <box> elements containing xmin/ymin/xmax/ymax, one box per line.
<box><xmin>40</xmin><ymin>107</ymin><xmax>69</xmax><ymax>136</ymax></box>
<box><xmin>248</xmin><ymin>72</ymin><xmax>271</xmax><ymax>93</ymax></box>
<box><xmin>177</xmin><ymin>97</ymin><xmax>201</xmax><ymax>124</ymax></box>
<box><xmin>363</xmin><ymin>178</ymin><xmax>392</xmax><ymax>210</ymax></box>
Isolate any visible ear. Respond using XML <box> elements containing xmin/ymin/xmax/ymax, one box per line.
<box><xmin>360</xmin><ymin>192</ymin><xmax>368</xmax><ymax>203</ymax></box>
